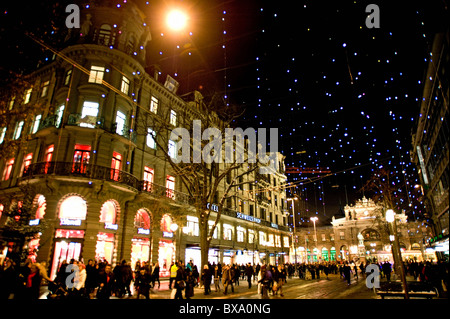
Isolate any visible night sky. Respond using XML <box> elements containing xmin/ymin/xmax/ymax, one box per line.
<box><xmin>1</xmin><ymin>0</ymin><xmax>448</xmax><ymax>225</ymax></box>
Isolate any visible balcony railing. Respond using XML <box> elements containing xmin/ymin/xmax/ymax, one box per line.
<box><xmin>22</xmin><ymin>162</ymin><xmax>191</xmax><ymax>205</ymax></box>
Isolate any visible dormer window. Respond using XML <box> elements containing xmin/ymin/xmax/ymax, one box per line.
<box><xmin>97</xmin><ymin>24</ymin><xmax>113</xmax><ymax>46</ymax></box>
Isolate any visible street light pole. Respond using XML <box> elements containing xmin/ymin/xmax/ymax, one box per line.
<box><xmin>386</xmin><ymin>209</ymin><xmax>409</xmax><ymax>299</ymax></box>
<box><xmin>287</xmin><ymin>197</ymin><xmax>298</xmax><ymax>266</ymax></box>
<box><xmin>310</xmin><ymin>217</ymin><xmax>318</xmax><ymax>262</ymax></box>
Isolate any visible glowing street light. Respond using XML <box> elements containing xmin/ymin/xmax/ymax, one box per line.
<box><xmin>166</xmin><ymin>9</ymin><xmax>188</xmax><ymax>31</ymax></box>
<box><xmin>310</xmin><ymin>216</ymin><xmax>318</xmax><ymax>242</ymax></box>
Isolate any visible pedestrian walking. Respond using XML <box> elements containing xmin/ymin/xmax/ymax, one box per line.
<box><xmin>202</xmin><ymin>264</ymin><xmax>212</xmax><ymax>295</ymax></box>
<box><xmin>343</xmin><ymin>262</ymin><xmax>351</xmax><ymax>286</ymax></box>
<box><xmin>135</xmin><ymin>268</ymin><xmax>151</xmax><ymax>299</ymax></box>
<box><xmin>245</xmin><ymin>262</ymin><xmax>254</xmax><ymax>289</ymax></box>
<box><xmin>213</xmin><ymin>264</ymin><xmax>221</xmax><ymax>292</ymax></box>
<box><xmin>222</xmin><ymin>264</ymin><xmax>233</xmax><ymax>295</ymax></box>
<box><xmin>152</xmin><ymin>262</ymin><xmax>161</xmax><ymax>289</ymax></box>
<box><xmin>174</xmin><ymin>261</ymin><xmax>185</xmax><ymax>299</ymax></box>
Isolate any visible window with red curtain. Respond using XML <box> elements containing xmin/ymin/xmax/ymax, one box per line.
<box><xmin>134</xmin><ymin>209</ymin><xmax>151</xmax><ymax>229</ymax></box>
<box><xmin>111</xmin><ymin>152</ymin><xmax>122</xmax><ymax>181</ymax></box>
<box><xmin>44</xmin><ymin>145</ymin><xmax>54</xmax><ymax>173</ymax></box>
<box><xmin>35</xmin><ymin>195</ymin><xmax>46</xmax><ymax>219</ymax></box>
<box><xmin>72</xmin><ymin>144</ymin><xmax>91</xmax><ymax>173</ymax></box>
<box><xmin>2</xmin><ymin>158</ymin><xmax>15</xmax><ymax>181</ymax></box>
<box><xmin>143</xmin><ymin>166</ymin><xmax>154</xmax><ymax>192</ymax></box>
<box><xmin>166</xmin><ymin>175</ymin><xmax>175</xmax><ymax>199</ymax></box>
<box><xmin>22</xmin><ymin>153</ymin><xmax>33</xmax><ymax>175</ymax></box>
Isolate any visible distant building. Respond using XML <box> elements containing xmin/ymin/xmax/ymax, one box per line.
<box><xmin>411</xmin><ymin>31</ymin><xmax>449</xmax><ymax>261</ymax></box>
<box><xmin>291</xmin><ymin>197</ymin><xmax>435</xmax><ymax>263</ymax></box>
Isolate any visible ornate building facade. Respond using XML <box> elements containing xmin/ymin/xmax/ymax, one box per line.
<box><xmin>0</xmin><ymin>1</ymin><xmax>291</xmax><ymax>278</ymax></box>
<box><xmin>291</xmin><ymin>197</ymin><xmax>435</xmax><ymax>263</ymax></box>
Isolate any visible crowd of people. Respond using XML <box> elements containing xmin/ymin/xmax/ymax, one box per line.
<box><xmin>0</xmin><ymin>257</ymin><xmax>447</xmax><ymax>299</ymax></box>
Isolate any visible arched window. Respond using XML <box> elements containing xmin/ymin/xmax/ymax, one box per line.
<box><xmin>134</xmin><ymin>209</ymin><xmax>151</xmax><ymax>229</ymax></box>
<box><xmin>160</xmin><ymin>214</ymin><xmax>173</xmax><ymax>232</ymax></box>
<box><xmin>97</xmin><ymin>24</ymin><xmax>113</xmax><ymax>46</ymax></box>
<box><xmin>100</xmin><ymin>200</ymin><xmax>117</xmax><ymax>224</ymax></box>
<box><xmin>34</xmin><ymin>194</ymin><xmax>46</xmax><ymax>219</ymax></box>
<box><xmin>59</xmin><ymin>195</ymin><xmax>87</xmax><ymax>220</ymax></box>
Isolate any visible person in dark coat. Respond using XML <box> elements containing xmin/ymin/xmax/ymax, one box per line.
<box><xmin>151</xmin><ymin>262</ymin><xmax>161</xmax><ymax>289</ymax></box>
<box><xmin>97</xmin><ymin>264</ymin><xmax>115</xmax><ymax>299</ymax></box>
<box><xmin>135</xmin><ymin>268</ymin><xmax>151</xmax><ymax>299</ymax></box>
<box><xmin>201</xmin><ymin>264</ymin><xmax>212</xmax><ymax>295</ymax></box>
<box><xmin>174</xmin><ymin>261</ymin><xmax>185</xmax><ymax>299</ymax></box>
<box><xmin>245</xmin><ymin>263</ymin><xmax>254</xmax><ymax>288</ymax></box>
<box><xmin>22</xmin><ymin>263</ymin><xmax>42</xmax><ymax>300</ymax></box>
<box><xmin>0</xmin><ymin>259</ymin><xmax>18</xmax><ymax>299</ymax></box>
<box><xmin>343</xmin><ymin>262</ymin><xmax>351</xmax><ymax>285</ymax></box>
<box><xmin>185</xmin><ymin>269</ymin><xmax>195</xmax><ymax>299</ymax></box>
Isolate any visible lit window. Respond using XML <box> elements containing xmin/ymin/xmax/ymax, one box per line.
<box><xmin>150</xmin><ymin>96</ymin><xmax>158</xmax><ymax>114</ymax></box>
<box><xmin>80</xmin><ymin>101</ymin><xmax>99</xmax><ymax>128</ymax></box>
<box><xmin>208</xmin><ymin>221</ymin><xmax>218</xmax><ymax>239</ymax></box>
<box><xmin>259</xmin><ymin>231</ymin><xmax>267</xmax><ymax>246</ymax></box>
<box><xmin>121</xmin><ymin>76</ymin><xmax>130</xmax><ymax>95</ymax></box>
<box><xmin>275</xmin><ymin>235</ymin><xmax>281</xmax><ymax>247</ymax></box>
<box><xmin>248</xmin><ymin>230</ymin><xmax>255</xmax><ymax>244</ymax></box>
<box><xmin>111</xmin><ymin>151</ymin><xmax>122</xmax><ymax>181</ymax></box>
<box><xmin>55</xmin><ymin>104</ymin><xmax>65</xmax><ymax>128</ymax></box>
<box><xmin>41</xmin><ymin>81</ymin><xmax>50</xmax><ymax>97</ymax></box>
<box><xmin>237</xmin><ymin>227</ymin><xmax>245</xmax><ymax>242</ymax></box>
<box><xmin>146</xmin><ymin>128</ymin><xmax>156</xmax><ymax>148</ymax></box>
<box><xmin>168</xmin><ymin>140</ymin><xmax>177</xmax><ymax>159</ymax></box>
<box><xmin>183</xmin><ymin>215</ymin><xmax>199</xmax><ymax>236</ymax></box>
<box><xmin>22</xmin><ymin>153</ymin><xmax>33</xmax><ymax>175</ymax></box>
<box><xmin>59</xmin><ymin>195</ymin><xmax>87</xmax><ymax>220</ymax></box>
<box><xmin>223</xmin><ymin>224</ymin><xmax>233</xmax><ymax>241</ymax></box>
<box><xmin>13</xmin><ymin>121</ymin><xmax>24</xmax><ymax>140</ymax></box>
<box><xmin>35</xmin><ymin>195</ymin><xmax>46</xmax><ymax>219</ymax></box>
<box><xmin>143</xmin><ymin>166</ymin><xmax>154</xmax><ymax>191</ymax></box>
<box><xmin>170</xmin><ymin>109</ymin><xmax>177</xmax><ymax>126</ymax></box>
<box><xmin>166</xmin><ymin>175</ymin><xmax>175</xmax><ymax>199</ymax></box>
<box><xmin>267</xmin><ymin>234</ymin><xmax>275</xmax><ymax>247</ymax></box>
<box><xmin>72</xmin><ymin>144</ymin><xmax>91</xmax><ymax>173</ymax></box>
<box><xmin>283</xmin><ymin>236</ymin><xmax>290</xmax><ymax>247</ymax></box>
<box><xmin>31</xmin><ymin>114</ymin><xmax>42</xmax><ymax>134</ymax></box>
<box><xmin>88</xmin><ymin>65</ymin><xmax>105</xmax><ymax>84</ymax></box>
<box><xmin>0</xmin><ymin>127</ymin><xmax>6</xmax><ymax>144</ymax></box>
<box><xmin>24</xmin><ymin>88</ymin><xmax>32</xmax><ymax>104</ymax></box>
<box><xmin>135</xmin><ymin>209</ymin><xmax>151</xmax><ymax>229</ymax></box>
<box><xmin>100</xmin><ymin>200</ymin><xmax>117</xmax><ymax>224</ymax></box>
<box><xmin>2</xmin><ymin>158</ymin><xmax>15</xmax><ymax>181</ymax></box>
<box><xmin>115</xmin><ymin>110</ymin><xmax>126</xmax><ymax>135</ymax></box>
<box><xmin>64</xmin><ymin>69</ymin><xmax>72</xmax><ymax>86</ymax></box>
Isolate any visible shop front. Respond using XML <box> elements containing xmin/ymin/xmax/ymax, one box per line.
<box><xmin>50</xmin><ymin>229</ymin><xmax>84</xmax><ymax>280</ymax></box>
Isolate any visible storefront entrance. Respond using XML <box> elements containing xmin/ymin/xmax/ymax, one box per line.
<box><xmin>50</xmin><ymin>240</ymin><xmax>82</xmax><ymax>280</ymax></box>
<box><xmin>158</xmin><ymin>240</ymin><xmax>174</xmax><ymax>277</ymax></box>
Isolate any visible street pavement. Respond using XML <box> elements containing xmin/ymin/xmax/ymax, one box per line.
<box><xmin>136</xmin><ymin>273</ymin><xmax>379</xmax><ymax>300</ymax></box>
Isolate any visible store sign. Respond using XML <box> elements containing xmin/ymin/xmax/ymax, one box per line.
<box><xmin>60</xmin><ymin>218</ymin><xmax>82</xmax><ymax>226</ymax></box>
<box><xmin>163</xmin><ymin>231</ymin><xmax>174</xmax><ymax>238</ymax></box>
<box><xmin>104</xmin><ymin>223</ymin><xmax>118</xmax><ymax>230</ymax></box>
<box><xmin>207</xmin><ymin>202</ymin><xmax>219</xmax><ymax>212</ymax></box>
<box><xmin>271</xmin><ymin>223</ymin><xmax>279</xmax><ymax>229</ymax></box>
<box><xmin>138</xmin><ymin>228</ymin><xmax>150</xmax><ymax>235</ymax></box>
<box><xmin>29</xmin><ymin>219</ymin><xmax>40</xmax><ymax>226</ymax></box>
<box><xmin>236</xmin><ymin>212</ymin><xmax>261</xmax><ymax>224</ymax></box>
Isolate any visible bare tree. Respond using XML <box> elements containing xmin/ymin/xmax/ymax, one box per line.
<box><xmin>135</xmin><ymin>91</ymin><xmax>266</xmax><ymax>270</ymax></box>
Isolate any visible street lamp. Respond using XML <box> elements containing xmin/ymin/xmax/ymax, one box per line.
<box><xmin>310</xmin><ymin>217</ymin><xmax>318</xmax><ymax>263</ymax></box>
<box><xmin>310</xmin><ymin>216</ymin><xmax>318</xmax><ymax>242</ymax></box>
<box><xmin>287</xmin><ymin>197</ymin><xmax>298</xmax><ymax>265</ymax></box>
<box><xmin>385</xmin><ymin>209</ymin><xmax>409</xmax><ymax>299</ymax></box>
<box><xmin>166</xmin><ymin>9</ymin><xmax>188</xmax><ymax>31</ymax></box>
